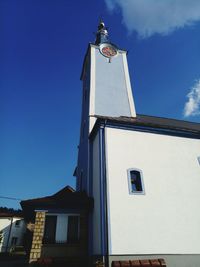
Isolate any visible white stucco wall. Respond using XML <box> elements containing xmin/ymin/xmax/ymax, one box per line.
<box><xmin>105</xmin><ymin>127</ymin><xmax>200</xmax><ymax>255</ymax></box>
<box><xmin>89</xmin><ymin>46</ymin><xmax>136</xmax><ymax>120</ymax></box>
<box><xmin>0</xmin><ymin>217</ymin><xmax>26</xmax><ymax>252</ymax></box>
<box><xmin>92</xmin><ymin>132</ymin><xmax>102</xmax><ymax>254</ymax></box>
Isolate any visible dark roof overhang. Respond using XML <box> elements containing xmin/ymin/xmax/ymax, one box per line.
<box><xmin>21</xmin><ymin>186</ymin><xmax>93</xmax><ymax>222</ymax></box>
<box><xmin>90</xmin><ymin>114</ymin><xmax>200</xmax><ymax>140</ymax></box>
<box><xmin>0</xmin><ymin>212</ymin><xmax>23</xmax><ymax>218</ymax></box>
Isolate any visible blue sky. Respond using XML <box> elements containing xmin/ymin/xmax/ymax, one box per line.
<box><xmin>1</xmin><ymin>0</ymin><xmax>200</xmax><ymax>209</ymax></box>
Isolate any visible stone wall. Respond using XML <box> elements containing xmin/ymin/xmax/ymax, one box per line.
<box><xmin>29</xmin><ymin>211</ymin><xmax>46</xmax><ymax>263</ymax></box>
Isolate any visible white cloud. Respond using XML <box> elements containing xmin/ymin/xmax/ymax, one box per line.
<box><xmin>105</xmin><ymin>0</ymin><xmax>200</xmax><ymax>38</ymax></box>
<box><xmin>184</xmin><ymin>79</ymin><xmax>200</xmax><ymax>117</ymax></box>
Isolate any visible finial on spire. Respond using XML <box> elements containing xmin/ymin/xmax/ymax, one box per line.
<box><xmin>95</xmin><ymin>19</ymin><xmax>110</xmax><ymax>45</ymax></box>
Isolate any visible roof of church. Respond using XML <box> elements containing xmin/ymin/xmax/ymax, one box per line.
<box><xmin>93</xmin><ymin>114</ymin><xmax>200</xmax><ymax>135</ymax></box>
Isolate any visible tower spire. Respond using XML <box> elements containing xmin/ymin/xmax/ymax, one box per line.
<box><xmin>95</xmin><ymin>20</ymin><xmax>110</xmax><ymax>45</ymax></box>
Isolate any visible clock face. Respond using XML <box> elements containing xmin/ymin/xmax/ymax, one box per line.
<box><xmin>100</xmin><ymin>43</ymin><xmax>118</xmax><ymax>58</ymax></box>
<box><xmin>102</xmin><ymin>46</ymin><xmax>117</xmax><ymax>57</ymax></box>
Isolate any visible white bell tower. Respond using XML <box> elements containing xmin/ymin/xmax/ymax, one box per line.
<box><xmin>81</xmin><ymin>21</ymin><xmax>136</xmax><ymax>132</ymax></box>
<box><xmin>77</xmin><ymin>20</ymin><xmax>136</xmax><ymax>191</ymax></box>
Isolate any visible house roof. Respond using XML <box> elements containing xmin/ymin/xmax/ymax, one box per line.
<box><xmin>93</xmin><ymin>114</ymin><xmax>200</xmax><ymax>136</ymax></box>
<box><xmin>21</xmin><ymin>186</ymin><xmax>93</xmax><ymax>221</ymax></box>
<box><xmin>0</xmin><ymin>212</ymin><xmax>23</xmax><ymax>218</ymax></box>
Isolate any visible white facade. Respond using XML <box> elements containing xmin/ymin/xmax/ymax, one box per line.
<box><xmin>0</xmin><ymin>216</ymin><xmax>26</xmax><ymax>252</ymax></box>
<box><xmin>105</xmin><ymin>127</ymin><xmax>200</xmax><ymax>255</ymax></box>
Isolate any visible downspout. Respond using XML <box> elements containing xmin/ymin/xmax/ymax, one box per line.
<box><xmin>88</xmin><ymin>137</ymin><xmax>94</xmax><ymax>257</ymax></box>
<box><xmin>100</xmin><ymin>120</ymin><xmax>109</xmax><ymax>267</ymax></box>
<box><xmin>5</xmin><ymin>217</ymin><xmax>14</xmax><ymax>252</ymax></box>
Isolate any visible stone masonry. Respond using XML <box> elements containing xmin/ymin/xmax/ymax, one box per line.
<box><xmin>29</xmin><ymin>211</ymin><xmax>46</xmax><ymax>263</ymax></box>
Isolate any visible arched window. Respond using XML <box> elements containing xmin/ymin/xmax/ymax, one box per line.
<box><xmin>127</xmin><ymin>169</ymin><xmax>145</xmax><ymax>194</ymax></box>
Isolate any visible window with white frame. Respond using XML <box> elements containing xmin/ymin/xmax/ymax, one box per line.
<box><xmin>43</xmin><ymin>214</ymin><xmax>80</xmax><ymax>244</ymax></box>
<box><xmin>128</xmin><ymin>169</ymin><xmax>145</xmax><ymax>194</ymax></box>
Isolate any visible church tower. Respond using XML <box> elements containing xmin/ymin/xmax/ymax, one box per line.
<box><xmin>83</xmin><ymin>21</ymin><xmax>136</xmax><ymax>123</ymax></box>
<box><xmin>76</xmin><ymin>21</ymin><xmax>136</xmax><ymax>192</ymax></box>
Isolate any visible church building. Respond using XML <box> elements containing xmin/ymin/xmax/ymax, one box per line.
<box><xmin>21</xmin><ymin>21</ymin><xmax>200</xmax><ymax>267</ymax></box>
<box><xmin>75</xmin><ymin>21</ymin><xmax>200</xmax><ymax>267</ymax></box>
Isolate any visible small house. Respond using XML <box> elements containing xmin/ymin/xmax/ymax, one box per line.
<box><xmin>0</xmin><ymin>211</ymin><xmax>26</xmax><ymax>253</ymax></box>
<box><xmin>21</xmin><ymin>186</ymin><xmax>93</xmax><ymax>265</ymax></box>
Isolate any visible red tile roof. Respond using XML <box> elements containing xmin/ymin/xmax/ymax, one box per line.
<box><xmin>112</xmin><ymin>259</ymin><xmax>166</xmax><ymax>267</ymax></box>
